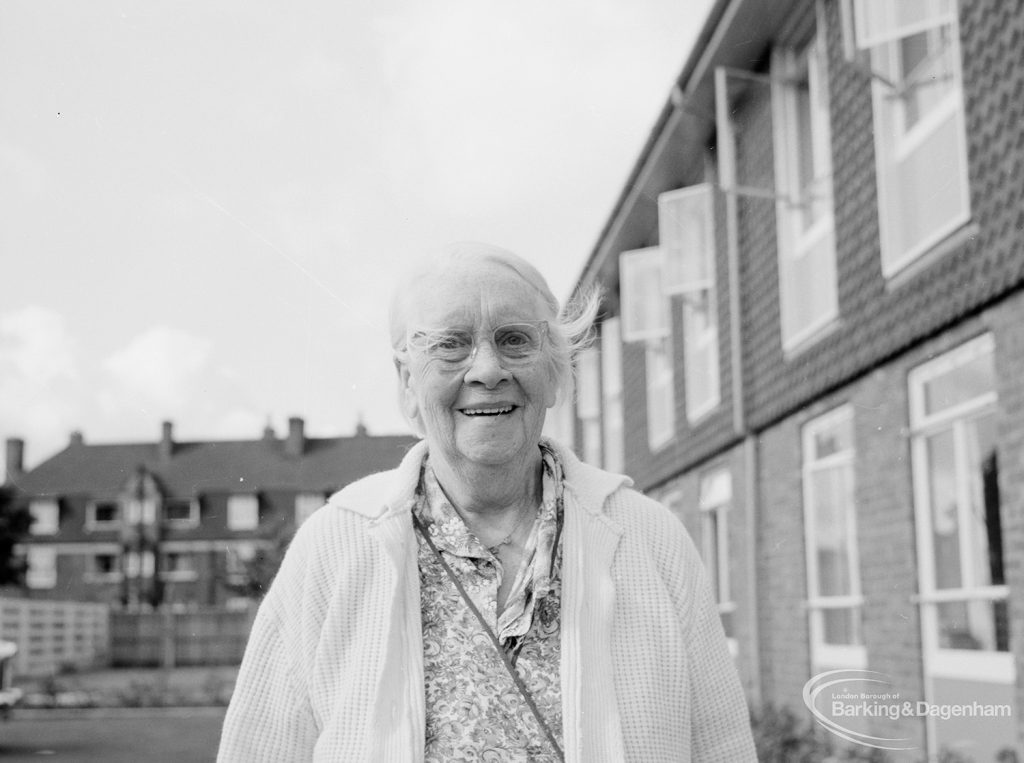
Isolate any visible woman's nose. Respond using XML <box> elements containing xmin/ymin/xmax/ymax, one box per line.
<box><xmin>463</xmin><ymin>339</ymin><xmax>511</xmax><ymax>387</ymax></box>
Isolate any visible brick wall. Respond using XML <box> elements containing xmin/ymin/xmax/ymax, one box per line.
<box><xmin>740</xmin><ymin>0</ymin><xmax>1024</xmax><ymax>434</ymax></box>
<box><xmin>989</xmin><ymin>289</ymin><xmax>1024</xmax><ymax>749</ymax></box>
<box><xmin>755</xmin><ymin>420</ymin><xmax>810</xmax><ymax>710</ymax></box>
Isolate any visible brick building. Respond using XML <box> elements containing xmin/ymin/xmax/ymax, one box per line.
<box><xmin>4</xmin><ymin>418</ymin><xmax>416</xmax><ymax>611</ymax></box>
<box><xmin>559</xmin><ymin>0</ymin><xmax>1024</xmax><ymax>758</ymax></box>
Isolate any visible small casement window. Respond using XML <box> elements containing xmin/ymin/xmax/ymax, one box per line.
<box><xmin>294</xmin><ymin>493</ymin><xmax>325</xmax><ymax>527</ymax></box>
<box><xmin>87</xmin><ymin>553</ymin><xmax>122</xmax><ymax>582</ymax></box>
<box><xmin>600</xmin><ymin>317</ymin><xmax>624</xmax><ymax>473</ymax></box>
<box><xmin>227</xmin><ymin>494</ymin><xmax>260</xmax><ymax>531</ymax></box>
<box><xmin>86</xmin><ymin>501</ymin><xmax>121</xmax><ymax>531</ymax></box>
<box><xmin>699</xmin><ymin>468</ymin><xmax>736</xmax><ymax>648</ymax></box>
<box><xmin>575</xmin><ymin>346</ymin><xmax>602</xmax><ymax>467</ymax></box>
<box><xmin>163</xmin><ymin>498</ymin><xmax>199</xmax><ymax>528</ymax></box>
<box><xmin>658</xmin><ymin>182</ymin><xmax>719</xmax><ymax>422</ymax></box>
<box><xmin>225</xmin><ymin>542</ymin><xmax>257</xmax><ymax>584</ymax></box>
<box><xmin>28</xmin><ymin>499</ymin><xmax>60</xmax><ymax>536</ymax></box>
<box><xmin>26</xmin><ymin>546</ymin><xmax>57</xmax><ymax>589</ymax></box>
<box><xmin>619</xmin><ymin>246</ymin><xmax>668</xmax><ymax>343</ymax></box>
<box><xmin>160</xmin><ymin>551</ymin><xmax>199</xmax><ymax>582</ymax></box>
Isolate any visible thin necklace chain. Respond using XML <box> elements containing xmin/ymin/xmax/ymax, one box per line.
<box><xmin>485</xmin><ymin>503</ymin><xmax>535</xmax><ymax>554</ymax></box>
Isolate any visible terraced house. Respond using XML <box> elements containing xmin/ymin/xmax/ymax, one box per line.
<box><xmin>556</xmin><ymin>0</ymin><xmax>1024</xmax><ymax>757</ymax></box>
<box><xmin>5</xmin><ymin>418</ymin><xmax>416</xmax><ymax>611</ymax></box>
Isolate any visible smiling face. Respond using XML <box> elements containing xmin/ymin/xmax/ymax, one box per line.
<box><xmin>398</xmin><ymin>257</ymin><xmax>559</xmax><ymax>473</ymax></box>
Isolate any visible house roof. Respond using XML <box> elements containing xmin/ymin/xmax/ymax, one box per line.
<box><xmin>12</xmin><ymin>433</ymin><xmax>420</xmax><ymax>499</ymax></box>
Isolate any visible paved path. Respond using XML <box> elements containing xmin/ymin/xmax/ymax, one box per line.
<box><xmin>0</xmin><ymin>707</ymin><xmax>226</xmax><ymax>762</ymax></box>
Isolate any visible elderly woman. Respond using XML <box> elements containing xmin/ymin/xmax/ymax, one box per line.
<box><xmin>218</xmin><ymin>243</ymin><xmax>756</xmax><ymax>761</ymax></box>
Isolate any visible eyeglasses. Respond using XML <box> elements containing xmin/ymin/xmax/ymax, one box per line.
<box><xmin>407</xmin><ymin>321</ymin><xmax>549</xmax><ymax>367</ymax></box>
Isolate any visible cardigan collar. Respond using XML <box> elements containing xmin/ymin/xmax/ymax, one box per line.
<box><xmin>330</xmin><ymin>437</ymin><xmax>632</xmax><ymax>521</ymax></box>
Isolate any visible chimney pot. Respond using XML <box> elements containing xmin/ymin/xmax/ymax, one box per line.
<box><xmin>160</xmin><ymin>420</ymin><xmax>174</xmax><ymax>461</ymax></box>
<box><xmin>5</xmin><ymin>438</ymin><xmax>24</xmax><ymax>484</ymax></box>
<box><xmin>286</xmin><ymin>416</ymin><xmax>305</xmax><ymax>457</ymax></box>
<box><xmin>69</xmin><ymin>431</ymin><xmax>84</xmax><ymax>447</ymax></box>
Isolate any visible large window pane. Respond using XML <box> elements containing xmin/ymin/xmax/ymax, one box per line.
<box><xmin>926</xmin><ymin>429</ymin><xmax>962</xmax><ymax>589</ymax></box>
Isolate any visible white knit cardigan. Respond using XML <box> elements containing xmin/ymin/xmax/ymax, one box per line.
<box><xmin>217</xmin><ymin>439</ymin><xmax>756</xmax><ymax>762</ymax></box>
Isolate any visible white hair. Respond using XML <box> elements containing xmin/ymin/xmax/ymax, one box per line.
<box><xmin>390</xmin><ymin>241</ymin><xmax>602</xmax><ymax>404</ymax></box>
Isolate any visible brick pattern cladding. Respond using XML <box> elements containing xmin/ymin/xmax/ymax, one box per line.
<box><xmin>738</xmin><ymin>0</ymin><xmax>1024</xmax><ymax>433</ymax></box>
<box><xmin>989</xmin><ymin>290</ymin><xmax>1024</xmax><ymax>747</ymax></box>
<box><xmin>755</xmin><ymin>419</ymin><xmax>811</xmax><ymax>710</ymax></box>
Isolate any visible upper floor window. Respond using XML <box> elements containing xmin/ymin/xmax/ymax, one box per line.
<box><xmin>125</xmin><ymin>498</ymin><xmax>158</xmax><ymax>526</ymax></box>
<box><xmin>644</xmin><ymin>340</ymin><xmax>675</xmax><ymax>450</ymax></box>
<box><xmin>620</xmin><ymin>245</ymin><xmax>675</xmax><ymax>449</ymax></box>
<box><xmin>852</xmin><ymin>0</ymin><xmax>970</xmax><ymax>274</ymax></box>
<box><xmin>576</xmin><ymin>346</ymin><xmax>602</xmax><ymax>466</ymax></box>
<box><xmin>294</xmin><ymin>493</ymin><xmax>324</xmax><ymax>527</ymax></box>
<box><xmin>600</xmin><ymin>317</ymin><xmax>624</xmax><ymax>472</ymax></box>
<box><xmin>87</xmin><ymin>552</ymin><xmax>122</xmax><ymax>582</ymax></box>
<box><xmin>86</xmin><ymin>500</ymin><xmax>121</xmax><ymax>532</ymax></box>
<box><xmin>699</xmin><ymin>468</ymin><xmax>735</xmax><ymax>652</ymax></box>
<box><xmin>771</xmin><ymin>27</ymin><xmax>838</xmax><ymax>349</ymax></box>
<box><xmin>227</xmin><ymin>494</ymin><xmax>260</xmax><ymax>531</ymax></box>
<box><xmin>802</xmin><ymin>405</ymin><xmax>864</xmax><ymax>670</ymax></box>
<box><xmin>163</xmin><ymin>498</ymin><xmax>200</xmax><ymax>528</ymax></box>
<box><xmin>28</xmin><ymin>499</ymin><xmax>59</xmax><ymax>536</ymax></box>
<box><xmin>659</xmin><ymin>185</ymin><xmax>720</xmax><ymax>421</ymax></box>
<box><xmin>909</xmin><ymin>334</ymin><xmax>1007</xmax><ymax>676</ymax></box>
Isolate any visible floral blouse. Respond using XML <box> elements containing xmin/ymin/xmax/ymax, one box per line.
<box><xmin>413</xmin><ymin>444</ymin><xmax>565</xmax><ymax>762</ymax></box>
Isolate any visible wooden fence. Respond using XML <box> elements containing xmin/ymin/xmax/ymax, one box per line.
<box><xmin>110</xmin><ymin>607</ymin><xmax>257</xmax><ymax>668</ymax></box>
<box><xmin>0</xmin><ymin>597</ymin><xmax>109</xmax><ymax>677</ymax></box>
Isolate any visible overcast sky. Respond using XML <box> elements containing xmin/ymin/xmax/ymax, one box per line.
<box><xmin>1</xmin><ymin>0</ymin><xmax>713</xmax><ymax>474</ymax></box>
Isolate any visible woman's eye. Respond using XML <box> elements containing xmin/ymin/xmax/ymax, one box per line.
<box><xmin>497</xmin><ymin>331</ymin><xmax>533</xmax><ymax>353</ymax></box>
<box><xmin>431</xmin><ymin>334</ymin><xmax>471</xmax><ymax>353</ymax></box>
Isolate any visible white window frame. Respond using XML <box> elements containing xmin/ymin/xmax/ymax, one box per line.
<box><xmin>645</xmin><ymin>338</ymin><xmax>675</xmax><ymax>450</ymax></box>
<box><xmin>600</xmin><ymin>317</ymin><xmax>624</xmax><ymax>473</ymax></box>
<box><xmin>659</xmin><ymin>185</ymin><xmax>720</xmax><ymax>422</ymax></box>
<box><xmin>227</xmin><ymin>494</ymin><xmax>260</xmax><ymax>531</ymax></box>
<box><xmin>28</xmin><ymin>499</ymin><xmax>59</xmax><ymax>536</ymax></box>
<box><xmin>163</xmin><ymin>498</ymin><xmax>200</xmax><ymax>529</ymax></box>
<box><xmin>160</xmin><ymin>551</ymin><xmax>199</xmax><ymax>582</ymax></box>
<box><xmin>576</xmin><ymin>347</ymin><xmax>602</xmax><ymax>466</ymax></box>
<box><xmin>802</xmin><ymin>405</ymin><xmax>866</xmax><ymax>670</ymax></box>
<box><xmin>294</xmin><ymin>493</ymin><xmax>325</xmax><ymax>527</ymax></box>
<box><xmin>852</xmin><ymin>0</ymin><xmax>970</xmax><ymax>275</ymax></box>
<box><xmin>85</xmin><ymin>500</ymin><xmax>121</xmax><ymax>532</ymax></box>
<box><xmin>619</xmin><ymin>246</ymin><xmax>667</xmax><ymax>343</ymax></box>
<box><xmin>659</xmin><ymin>184</ymin><xmax>715</xmax><ymax>296</ymax></box>
<box><xmin>771</xmin><ymin>21</ymin><xmax>839</xmax><ymax>351</ymax></box>
<box><xmin>909</xmin><ymin>333</ymin><xmax>1010</xmax><ymax>683</ymax></box>
<box><xmin>699</xmin><ymin>469</ymin><xmax>736</xmax><ymax>656</ymax></box>
<box><xmin>86</xmin><ymin>552</ymin><xmax>123</xmax><ymax>583</ymax></box>
<box><xmin>125</xmin><ymin>498</ymin><xmax>158</xmax><ymax>526</ymax></box>
<box><xmin>26</xmin><ymin>545</ymin><xmax>57</xmax><ymax>589</ymax></box>
<box><xmin>225</xmin><ymin>541</ymin><xmax>258</xmax><ymax>585</ymax></box>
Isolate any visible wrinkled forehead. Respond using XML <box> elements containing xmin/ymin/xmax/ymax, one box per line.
<box><xmin>407</xmin><ymin>259</ymin><xmax>555</xmax><ymax>330</ymax></box>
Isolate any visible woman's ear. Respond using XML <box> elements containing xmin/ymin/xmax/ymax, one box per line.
<box><xmin>395</xmin><ymin>360</ymin><xmax>420</xmax><ymax>425</ymax></box>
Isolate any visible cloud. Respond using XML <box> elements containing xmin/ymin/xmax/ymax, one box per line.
<box><xmin>102</xmin><ymin>326</ymin><xmax>213</xmax><ymax>413</ymax></box>
<box><xmin>0</xmin><ymin>306</ymin><xmax>78</xmax><ymax>385</ymax></box>
<box><xmin>0</xmin><ymin>306</ymin><xmax>81</xmax><ymax>472</ymax></box>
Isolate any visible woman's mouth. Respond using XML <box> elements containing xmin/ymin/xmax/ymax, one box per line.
<box><xmin>459</xmin><ymin>405</ymin><xmax>517</xmax><ymax>417</ymax></box>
